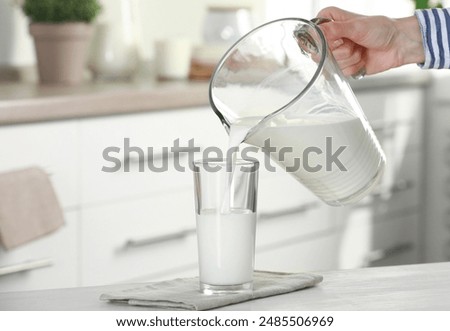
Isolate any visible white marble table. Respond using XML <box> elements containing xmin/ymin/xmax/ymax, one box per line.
<box><xmin>0</xmin><ymin>262</ymin><xmax>449</xmax><ymax>311</ymax></box>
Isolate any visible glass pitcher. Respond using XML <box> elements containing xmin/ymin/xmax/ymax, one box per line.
<box><xmin>209</xmin><ymin>18</ymin><xmax>386</xmax><ymax>206</ymax></box>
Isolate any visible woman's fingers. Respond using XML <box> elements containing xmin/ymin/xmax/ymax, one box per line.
<box><xmin>341</xmin><ymin>60</ymin><xmax>366</xmax><ymax>77</ymax></box>
<box><xmin>330</xmin><ymin>40</ymin><xmax>364</xmax><ymax>71</ymax></box>
<box><xmin>329</xmin><ymin>38</ymin><xmax>344</xmax><ymax>51</ymax></box>
<box><xmin>319</xmin><ymin>20</ymin><xmax>363</xmax><ymax>48</ymax></box>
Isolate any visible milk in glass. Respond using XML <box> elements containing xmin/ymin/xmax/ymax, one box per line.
<box><xmin>197</xmin><ymin>209</ymin><xmax>256</xmax><ymax>285</ymax></box>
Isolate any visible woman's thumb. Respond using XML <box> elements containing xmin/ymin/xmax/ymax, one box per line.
<box><xmin>319</xmin><ymin>21</ymin><xmax>358</xmax><ymax>45</ymax></box>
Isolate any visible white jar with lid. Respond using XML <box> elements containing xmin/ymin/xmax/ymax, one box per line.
<box><xmin>190</xmin><ymin>6</ymin><xmax>252</xmax><ymax>80</ymax></box>
<box><xmin>202</xmin><ymin>6</ymin><xmax>253</xmax><ymax>46</ymax></box>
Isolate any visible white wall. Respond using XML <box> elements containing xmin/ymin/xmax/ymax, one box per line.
<box><xmin>265</xmin><ymin>0</ymin><xmax>415</xmax><ymax>21</ymax></box>
<box><xmin>314</xmin><ymin>0</ymin><xmax>414</xmax><ymax>17</ymax></box>
<box><xmin>264</xmin><ymin>0</ymin><xmax>314</xmax><ymax>21</ymax></box>
<box><xmin>0</xmin><ymin>0</ymin><xmax>265</xmax><ymax>67</ymax></box>
<box><xmin>0</xmin><ymin>0</ymin><xmax>445</xmax><ymax>67</ymax></box>
<box><xmin>135</xmin><ymin>0</ymin><xmax>265</xmax><ymax>60</ymax></box>
<box><xmin>135</xmin><ymin>0</ymin><xmax>416</xmax><ymax>62</ymax></box>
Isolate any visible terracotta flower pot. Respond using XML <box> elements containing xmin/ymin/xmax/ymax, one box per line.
<box><xmin>29</xmin><ymin>23</ymin><xmax>93</xmax><ymax>85</ymax></box>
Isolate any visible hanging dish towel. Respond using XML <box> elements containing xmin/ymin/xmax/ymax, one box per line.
<box><xmin>100</xmin><ymin>270</ymin><xmax>323</xmax><ymax>310</ymax></box>
<box><xmin>0</xmin><ymin>167</ymin><xmax>65</xmax><ymax>250</ymax></box>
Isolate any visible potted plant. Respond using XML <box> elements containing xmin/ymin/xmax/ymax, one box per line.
<box><xmin>413</xmin><ymin>0</ymin><xmax>443</xmax><ymax>9</ymax></box>
<box><xmin>22</xmin><ymin>0</ymin><xmax>101</xmax><ymax>85</ymax></box>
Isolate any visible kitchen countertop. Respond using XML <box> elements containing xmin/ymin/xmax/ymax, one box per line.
<box><xmin>0</xmin><ymin>79</ymin><xmax>210</xmax><ymax>126</ymax></box>
<box><xmin>0</xmin><ymin>66</ymin><xmax>432</xmax><ymax>126</ymax></box>
<box><xmin>0</xmin><ymin>262</ymin><xmax>449</xmax><ymax>311</ymax></box>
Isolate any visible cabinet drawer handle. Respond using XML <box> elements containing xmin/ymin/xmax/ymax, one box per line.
<box><xmin>363</xmin><ymin>242</ymin><xmax>414</xmax><ymax>266</ymax></box>
<box><xmin>371</xmin><ymin>119</ymin><xmax>410</xmax><ymax>132</ymax></box>
<box><xmin>355</xmin><ymin>179</ymin><xmax>414</xmax><ymax>209</ymax></box>
<box><xmin>124</xmin><ymin>228</ymin><xmax>196</xmax><ymax>249</ymax></box>
<box><xmin>125</xmin><ymin>146</ymin><xmax>200</xmax><ymax>164</ymax></box>
<box><xmin>371</xmin><ymin>123</ymin><xmax>395</xmax><ymax>140</ymax></box>
<box><xmin>370</xmin><ymin>121</ymin><xmax>394</xmax><ymax>133</ymax></box>
<box><xmin>0</xmin><ymin>258</ymin><xmax>53</xmax><ymax>277</ymax></box>
<box><xmin>372</xmin><ymin>179</ymin><xmax>414</xmax><ymax>198</ymax></box>
<box><xmin>259</xmin><ymin>202</ymin><xmax>319</xmax><ymax>221</ymax></box>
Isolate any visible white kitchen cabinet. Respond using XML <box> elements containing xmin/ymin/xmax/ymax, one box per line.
<box><xmin>325</xmin><ymin>146</ymin><xmax>423</xmax><ymax>270</ymax></box>
<box><xmin>424</xmin><ymin>96</ymin><xmax>450</xmax><ymax>262</ymax></box>
<box><xmin>335</xmin><ymin>210</ymin><xmax>420</xmax><ymax>269</ymax></box>
<box><xmin>355</xmin><ymin>86</ymin><xmax>424</xmax><ymax>199</ymax></box>
<box><xmin>354</xmin><ymin>149</ymin><xmax>422</xmax><ymax>217</ymax></box>
<box><xmin>0</xmin><ymin>120</ymin><xmax>80</xmax><ymax>292</ymax></box>
<box><xmin>80</xmin><ymin>190</ymin><xmax>198</xmax><ymax>286</ymax></box>
<box><xmin>356</xmin><ymin>86</ymin><xmax>424</xmax><ymax>173</ymax></box>
<box><xmin>356</xmin><ymin>86</ymin><xmax>427</xmax><ymax>149</ymax></box>
<box><xmin>256</xmin><ymin>209</ymin><xmax>420</xmax><ymax>273</ymax></box>
<box><xmin>257</xmin><ymin>200</ymin><xmax>331</xmax><ymax>249</ymax></box>
<box><xmin>79</xmin><ymin>107</ymin><xmax>228</xmax><ymax>206</ymax></box>
<box><xmin>255</xmin><ymin>231</ymin><xmax>341</xmax><ymax>272</ymax></box>
<box><xmin>0</xmin><ymin>211</ymin><xmax>78</xmax><ymax>292</ymax></box>
<box><xmin>255</xmin><ymin>200</ymin><xmax>339</xmax><ymax>272</ymax></box>
<box><xmin>0</xmin><ymin>120</ymin><xmax>79</xmax><ymax>208</ymax></box>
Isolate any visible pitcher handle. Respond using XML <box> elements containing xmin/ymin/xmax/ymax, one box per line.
<box><xmin>311</xmin><ymin>17</ymin><xmax>366</xmax><ymax>80</ymax></box>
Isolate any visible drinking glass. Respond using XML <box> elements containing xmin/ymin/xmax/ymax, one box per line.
<box><xmin>193</xmin><ymin>158</ymin><xmax>258</xmax><ymax>295</ymax></box>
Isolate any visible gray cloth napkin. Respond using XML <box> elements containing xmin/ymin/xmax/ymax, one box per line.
<box><xmin>0</xmin><ymin>167</ymin><xmax>65</xmax><ymax>250</ymax></box>
<box><xmin>100</xmin><ymin>271</ymin><xmax>323</xmax><ymax>310</ymax></box>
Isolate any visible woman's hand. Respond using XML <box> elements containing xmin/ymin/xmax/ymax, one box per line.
<box><xmin>316</xmin><ymin>6</ymin><xmax>425</xmax><ymax>76</ymax></box>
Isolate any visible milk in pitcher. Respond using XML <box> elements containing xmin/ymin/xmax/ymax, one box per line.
<box><xmin>231</xmin><ymin>113</ymin><xmax>384</xmax><ymax>205</ymax></box>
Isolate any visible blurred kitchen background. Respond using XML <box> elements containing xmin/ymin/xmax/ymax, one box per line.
<box><xmin>1</xmin><ymin>0</ymin><xmax>450</xmax><ymax>292</ymax></box>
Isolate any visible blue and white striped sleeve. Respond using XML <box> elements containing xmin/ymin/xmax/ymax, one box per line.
<box><xmin>415</xmin><ymin>8</ymin><xmax>450</xmax><ymax>69</ymax></box>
